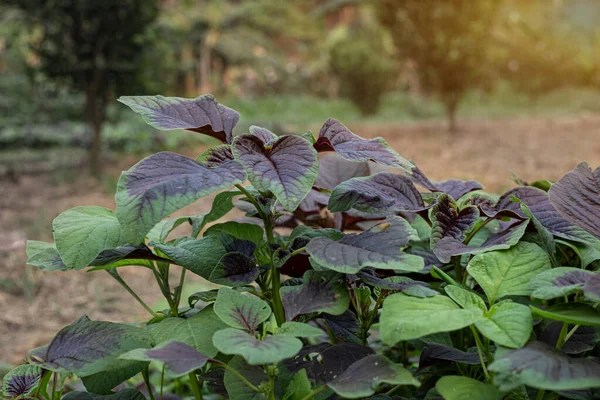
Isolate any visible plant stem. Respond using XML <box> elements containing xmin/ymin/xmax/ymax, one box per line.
<box><xmin>464</xmin><ymin>217</ymin><xmax>494</xmax><ymax>245</ymax></box>
<box><xmin>160</xmin><ymin>365</ymin><xmax>165</xmax><ymax>400</ymax></box>
<box><xmin>213</xmin><ymin>361</ymin><xmax>261</xmax><ymax>392</ymax></box>
<box><xmin>300</xmin><ymin>385</ymin><xmax>327</xmax><ymax>400</ymax></box>
<box><xmin>142</xmin><ymin>367</ymin><xmax>156</xmax><ymax>400</ymax></box>
<box><xmin>235</xmin><ymin>184</ymin><xmax>269</xmax><ymax>221</ymax></box>
<box><xmin>360</xmin><ymin>289</ymin><xmax>386</xmax><ymax>346</ymax></box>
<box><xmin>535</xmin><ymin>389</ymin><xmax>546</xmax><ymax>400</ymax></box>
<box><xmin>556</xmin><ymin>322</ymin><xmax>569</xmax><ymax>349</ymax></box>
<box><xmin>264</xmin><ymin>218</ymin><xmax>285</xmax><ymax>326</ymax></box>
<box><xmin>287</xmin><ymin>246</ymin><xmax>307</xmax><ymax>259</ymax></box>
<box><xmin>173</xmin><ymin>267</ymin><xmax>187</xmax><ymax>310</ymax></box>
<box><xmin>470</xmin><ymin>326</ymin><xmax>490</xmax><ymax>382</ymax></box>
<box><xmin>452</xmin><ymin>257</ymin><xmax>463</xmax><ymax>286</ymax></box>
<box><xmin>188</xmin><ymin>372</ymin><xmax>204</xmax><ymax>400</ymax></box>
<box><xmin>107</xmin><ymin>270</ymin><xmax>157</xmax><ymax>318</ymax></box>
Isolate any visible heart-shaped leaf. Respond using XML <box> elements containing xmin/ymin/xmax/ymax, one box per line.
<box><xmin>214</xmin><ymin>287</ymin><xmax>271</xmax><ymax>331</ymax></box>
<box><xmin>530</xmin><ymin>303</ymin><xmax>600</xmax><ymax>327</ymax></box>
<box><xmin>444</xmin><ymin>285</ymin><xmax>487</xmax><ymax>312</ymax></box>
<box><xmin>474</xmin><ymin>301</ymin><xmax>533</xmax><ymax>348</ymax></box>
<box><xmin>2</xmin><ymin>364</ymin><xmax>43</xmax><ymax>398</ymax></box>
<box><xmin>26</xmin><ymin>241</ymin><xmax>68</xmax><ymax>271</ymax></box>
<box><xmin>489</xmin><ymin>341</ymin><xmax>600</xmax><ymax>391</ymax></box>
<box><xmin>212</xmin><ymin>328</ymin><xmax>302</xmax><ymax>365</ymax></box>
<box><xmin>467</xmin><ymin>242</ymin><xmax>551</xmax><ymax>304</ymax></box>
<box><xmin>380</xmin><ymin>293</ymin><xmax>480</xmax><ymax>344</ymax></box>
<box><xmin>204</xmin><ymin>221</ymin><xmax>264</xmax><ymax>245</ymax></box>
<box><xmin>116</xmin><ymin>152</ymin><xmax>246</xmax><ymax>244</ymax></box>
<box><xmin>435</xmin><ymin>376</ymin><xmax>501</xmax><ymax>400</ymax></box>
<box><xmin>307</xmin><ymin>216</ymin><xmax>422</xmax><ymax>274</ymax></box>
<box><xmin>409</xmin><ymin>166</ymin><xmax>484</xmax><ymax>200</ymax></box>
<box><xmin>328</xmin><ymin>172</ymin><xmax>429</xmax><ymax>214</ymax></box>
<box><xmin>530</xmin><ymin>267</ymin><xmax>595</xmax><ymax>300</ymax></box>
<box><xmin>429</xmin><ymin>194</ymin><xmax>480</xmax><ymax>263</ymax></box>
<box><xmin>42</xmin><ymin>317</ymin><xmax>153</xmax><ymax>380</ymax></box>
<box><xmin>314</xmin><ymin>118</ymin><xmax>414</xmax><ymax>173</ymax></box>
<box><xmin>327</xmin><ymin>355</ymin><xmax>420</xmax><ymax>399</ymax></box>
<box><xmin>148</xmin><ymin>305</ymin><xmax>227</xmax><ymax>357</ymax></box>
<box><xmin>249</xmin><ymin>125</ymin><xmax>278</xmax><ymax>143</ymax></box>
<box><xmin>283</xmin><ymin>369</ymin><xmax>312</xmax><ymax>400</ymax></box>
<box><xmin>53</xmin><ymin>207</ymin><xmax>125</xmax><ymax>270</ymax></box>
<box><xmin>118</xmin><ymin>94</ymin><xmax>239</xmax><ymax>143</ymax></box>
<box><xmin>549</xmin><ymin>163</ymin><xmax>600</xmax><ymax>239</ymax></box>
<box><xmin>209</xmin><ymin>252</ymin><xmax>259</xmax><ymax>287</ymax></box>
<box><xmin>151</xmin><ymin>236</ymin><xmax>227</xmax><ymax>279</ymax></box>
<box><xmin>120</xmin><ymin>341</ymin><xmax>209</xmax><ymax>377</ymax></box>
<box><xmin>232</xmin><ymin>134</ymin><xmax>319</xmax><ymax>211</ymax></box>
<box><xmin>197</xmin><ymin>144</ymin><xmax>235</xmax><ymax>167</ymax></box>
<box><xmin>280</xmin><ymin>271</ymin><xmax>349</xmax><ymax>320</ymax></box>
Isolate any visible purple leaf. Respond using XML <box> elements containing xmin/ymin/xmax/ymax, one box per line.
<box><xmin>214</xmin><ymin>287</ymin><xmax>271</xmax><ymax>332</ymax></box>
<box><xmin>248</xmin><ymin>125</ymin><xmax>278</xmax><ymax>143</ymax></box>
<box><xmin>539</xmin><ymin>322</ymin><xmax>600</xmax><ymax>354</ymax></box>
<box><xmin>280</xmin><ymin>271</ymin><xmax>350</xmax><ymax>320</ymax></box>
<box><xmin>356</xmin><ymin>268</ymin><xmax>436</xmax><ymax>297</ymax></box>
<box><xmin>549</xmin><ymin>163</ymin><xmax>600</xmax><ymax>240</ymax></box>
<box><xmin>116</xmin><ymin>152</ymin><xmax>246</xmax><ymax>244</ymax></box>
<box><xmin>118</xmin><ymin>94</ymin><xmax>239</xmax><ymax>143</ymax></box>
<box><xmin>2</xmin><ymin>364</ymin><xmax>43</xmax><ymax>398</ymax></box>
<box><xmin>328</xmin><ymin>172</ymin><xmax>429</xmax><ymax>214</ymax></box>
<box><xmin>209</xmin><ymin>252</ymin><xmax>259</xmax><ymax>287</ymax></box>
<box><xmin>120</xmin><ymin>341</ymin><xmax>209</xmax><ymax>377</ymax></box>
<box><xmin>584</xmin><ymin>272</ymin><xmax>600</xmax><ymax>302</ymax></box>
<box><xmin>419</xmin><ymin>344</ymin><xmax>483</xmax><ymax>369</ymax></box>
<box><xmin>409</xmin><ymin>166</ymin><xmax>483</xmax><ymax>200</ymax></box>
<box><xmin>321</xmin><ymin>310</ymin><xmax>362</xmax><ymax>344</ymax></box>
<box><xmin>314</xmin><ymin>118</ymin><xmax>414</xmax><ymax>172</ymax></box>
<box><xmin>232</xmin><ymin>134</ymin><xmax>319</xmax><ymax>211</ymax></box>
<box><xmin>280</xmin><ymin>343</ymin><xmax>374</xmax><ymax>385</ymax></box>
<box><xmin>196</xmin><ymin>144</ymin><xmax>234</xmax><ymax>167</ymax></box>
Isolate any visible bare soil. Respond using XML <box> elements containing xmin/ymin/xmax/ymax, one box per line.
<box><xmin>2</xmin><ymin>114</ymin><xmax>600</xmax><ymax>365</ymax></box>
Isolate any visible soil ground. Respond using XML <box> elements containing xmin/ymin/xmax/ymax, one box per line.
<box><xmin>2</xmin><ymin>114</ymin><xmax>600</xmax><ymax>365</ymax></box>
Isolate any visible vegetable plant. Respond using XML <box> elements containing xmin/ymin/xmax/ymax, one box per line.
<box><xmin>5</xmin><ymin>94</ymin><xmax>600</xmax><ymax>400</ymax></box>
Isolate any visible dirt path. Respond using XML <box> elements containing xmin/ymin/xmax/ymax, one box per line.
<box><xmin>2</xmin><ymin>114</ymin><xmax>600</xmax><ymax>364</ymax></box>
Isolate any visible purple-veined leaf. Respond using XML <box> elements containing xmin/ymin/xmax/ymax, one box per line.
<box><xmin>212</xmin><ymin>328</ymin><xmax>302</xmax><ymax>365</ymax></box>
<box><xmin>232</xmin><ymin>134</ymin><xmax>319</xmax><ymax>211</ymax></box>
<box><xmin>549</xmin><ymin>163</ymin><xmax>600</xmax><ymax>240</ymax></box>
<box><xmin>307</xmin><ymin>216</ymin><xmax>423</xmax><ymax>274</ymax></box>
<box><xmin>118</xmin><ymin>94</ymin><xmax>239</xmax><ymax>143</ymax></box>
<box><xmin>314</xmin><ymin>118</ymin><xmax>414</xmax><ymax>173</ymax></box>
<box><xmin>356</xmin><ymin>268</ymin><xmax>437</xmax><ymax>297</ymax></box>
<box><xmin>539</xmin><ymin>322</ymin><xmax>600</xmax><ymax>354</ymax></box>
<box><xmin>530</xmin><ymin>267</ymin><xmax>595</xmax><ymax>300</ymax></box>
<box><xmin>196</xmin><ymin>144</ymin><xmax>234</xmax><ymax>167</ymax></box>
<box><xmin>249</xmin><ymin>125</ymin><xmax>278</xmax><ymax>143</ymax></box>
<box><xmin>419</xmin><ymin>344</ymin><xmax>483</xmax><ymax>369</ymax></box>
<box><xmin>433</xmin><ymin>219</ymin><xmax>528</xmax><ymax>264</ymax></box>
<box><xmin>62</xmin><ymin>389</ymin><xmax>147</xmax><ymax>400</ymax></box>
<box><xmin>409</xmin><ymin>166</ymin><xmax>484</xmax><ymax>200</ymax></box>
<box><xmin>120</xmin><ymin>341</ymin><xmax>209</xmax><ymax>377</ymax></box>
<box><xmin>214</xmin><ymin>287</ymin><xmax>271</xmax><ymax>331</ymax></box>
<box><xmin>2</xmin><ymin>364</ymin><xmax>43</xmax><ymax>398</ymax></box>
<box><xmin>530</xmin><ymin>303</ymin><xmax>600</xmax><ymax>327</ymax></box>
<box><xmin>488</xmin><ymin>341</ymin><xmax>600</xmax><ymax>391</ymax></box>
<box><xmin>280</xmin><ymin>343</ymin><xmax>374</xmax><ymax>385</ymax></box>
<box><xmin>327</xmin><ymin>355</ymin><xmax>419</xmax><ymax>398</ymax></box>
<box><xmin>328</xmin><ymin>172</ymin><xmax>429</xmax><ymax>214</ymax></box>
<box><xmin>41</xmin><ymin>317</ymin><xmax>153</xmax><ymax>381</ymax></box>
<box><xmin>116</xmin><ymin>152</ymin><xmax>246</xmax><ymax>244</ymax></box>
<box><xmin>429</xmin><ymin>194</ymin><xmax>480</xmax><ymax>263</ymax></box>
<box><xmin>209</xmin><ymin>252</ymin><xmax>259</xmax><ymax>287</ymax></box>
<box><xmin>584</xmin><ymin>272</ymin><xmax>600</xmax><ymax>302</ymax></box>
<box><xmin>321</xmin><ymin>310</ymin><xmax>361</xmax><ymax>344</ymax></box>
<box><xmin>280</xmin><ymin>271</ymin><xmax>349</xmax><ymax>320</ymax></box>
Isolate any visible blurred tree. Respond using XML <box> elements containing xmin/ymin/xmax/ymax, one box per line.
<box><xmin>327</xmin><ymin>12</ymin><xmax>397</xmax><ymax>115</ymax></box>
<box><xmin>377</xmin><ymin>0</ymin><xmax>504</xmax><ymax>133</ymax></box>
<box><xmin>5</xmin><ymin>0</ymin><xmax>158</xmax><ymax>175</ymax></box>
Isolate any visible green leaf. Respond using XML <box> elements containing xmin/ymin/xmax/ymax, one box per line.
<box><xmin>530</xmin><ymin>303</ymin><xmax>600</xmax><ymax>326</ymax></box>
<box><xmin>120</xmin><ymin>341</ymin><xmax>209</xmax><ymax>377</ymax></box>
<box><xmin>444</xmin><ymin>285</ymin><xmax>487</xmax><ymax>312</ymax></box>
<box><xmin>148</xmin><ymin>305</ymin><xmax>226</xmax><ymax>357</ymax></box>
<box><xmin>466</xmin><ymin>242</ymin><xmax>551</xmax><ymax>304</ymax></box>
<box><xmin>151</xmin><ymin>236</ymin><xmax>226</xmax><ymax>279</ymax></box>
<box><xmin>489</xmin><ymin>341</ymin><xmax>600</xmax><ymax>391</ymax></box>
<box><xmin>223</xmin><ymin>356</ymin><xmax>269</xmax><ymax>400</ymax></box>
<box><xmin>213</xmin><ymin>328</ymin><xmax>302</xmax><ymax>365</ymax></box>
<box><xmin>327</xmin><ymin>355</ymin><xmax>420</xmax><ymax>399</ymax></box>
<box><xmin>283</xmin><ymin>369</ymin><xmax>312</xmax><ymax>400</ymax></box>
<box><xmin>190</xmin><ymin>190</ymin><xmax>242</xmax><ymax>237</ymax></box>
<box><xmin>306</xmin><ymin>216</ymin><xmax>422</xmax><ymax>274</ymax></box>
<box><xmin>280</xmin><ymin>271</ymin><xmax>350</xmax><ymax>320</ymax></box>
<box><xmin>52</xmin><ymin>206</ymin><xmax>125</xmax><ymax>270</ymax></box>
<box><xmin>115</xmin><ymin>152</ymin><xmax>246</xmax><ymax>244</ymax></box>
<box><xmin>380</xmin><ymin>293</ymin><xmax>480</xmax><ymax>344</ymax></box>
<box><xmin>530</xmin><ymin>267</ymin><xmax>594</xmax><ymax>300</ymax></box>
<box><xmin>204</xmin><ymin>221</ymin><xmax>264</xmax><ymax>245</ymax></box>
<box><xmin>435</xmin><ymin>376</ymin><xmax>501</xmax><ymax>400</ymax></box>
<box><xmin>475</xmin><ymin>301</ymin><xmax>533</xmax><ymax>348</ymax></box>
<box><xmin>214</xmin><ymin>287</ymin><xmax>271</xmax><ymax>331</ymax></box>
<box><xmin>26</xmin><ymin>241</ymin><xmax>67</xmax><ymax>271</ymax></box>
<box><xmin>2</xmin><ymin>364</ymin><xmax>43</xmax><ymax>398</ymax></box>
<box><xmin>276</xmin><ymin>322</ymin><xmax>323</xmax><ymax>338</ymax></box>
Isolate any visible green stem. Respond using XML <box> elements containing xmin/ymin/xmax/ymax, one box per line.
<box><xmin>464</xmin><ymin>217</ymin><xmax>494</xmax><ymax>245</ymax></box>
<box><xmin>235</xmin><ymin>184</ymin><xmax>269</xmax><ymax>221</ymax></box>
<box><xmin>556</xmin><ymin>322</ymin><xmax>569</xmax><ymax>349</ymax></box>
<box><xmin>470</xmin><ymin>326</ymin><xmax>490</xmax><ymax>382</ymax></box>
<box><xmin>300</xmin><ymin>385</ymin><xmax>327</xmax><ymax>400</ymax></box>
<box><xmin>173</xmin><ymin>268</ymin><xmax>187</xmax><ymax>310</ymax></box>
<box><xmin>360</xmin><ymin>289</ymin><xmax>386</xmax><ymax>346</ymax></box>
<box><xmin>51</xmin><ymin>372</ymin><xmax>58</xmax><ymax>400</ymax></box>
<box><xmin>213</xmin><ymin>361</ymin><xmax>261</xmax><ymax>392</ymax></box>
<box><xmin>188</xmin><ymin>372</ymin><xmax>203</xmax><ymax>400</ymax></box>
<box><xmin>287</xmin><ymin>246</ymin><xmax>307</xmax><ymax>259</ymax></box>
<box><xmin>107</xmin><ymin>270</ymin><xmax>157</xmax><ymax>318</ymax></box>
<box><xmin>160</xmin><ymin>365</ymin><xmax>165</xmax><ymax>400</ymax></box>
<box><xmin>264</xmin><ymin>219</ymin><xmax>284</xmax><ymax>326</ymax></box>
<box><xmin>535</xmin><ymin>389</ymin><xmax>546</xmax><ymax>400</ymax></box>
<box><xmin>142</xmin><ymin>368</ymin><xmax>156</xmax><ymax>400</ymax></box>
